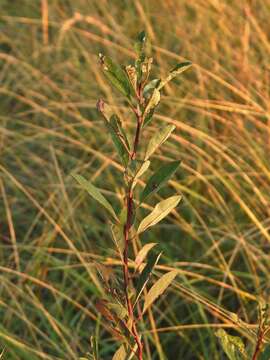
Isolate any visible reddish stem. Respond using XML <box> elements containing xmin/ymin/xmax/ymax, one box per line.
<box><xmin>131</xmin><ymin>118</ymin><xmax>142</xmax><ymax>160</ymax></box>
<box><xmin>122</xmin><ymin>98</ymin><xmax>144</xmax><ymax>359</ymax></box>
<box><xmin>252</xmin><ymin>328</ymin><xmax>264</xmax><ymax>360</ymax></box>
<box><xmin>123</xmin><ymin>186</ymin><xmax>143</xmax><ymax>359</ymax></box>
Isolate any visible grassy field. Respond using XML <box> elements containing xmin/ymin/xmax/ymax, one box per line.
<box><xmin>1</xmin><ymin>0</ymin><xmax>270</xmax><ymax>359</ymax></box>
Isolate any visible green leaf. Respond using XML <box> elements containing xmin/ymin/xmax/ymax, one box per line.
<box><xmin>96</xmin><ymin>302</ymin><xmax>131</xmax><ymax>344</ymax></box>
<box><xmin>72</xmin><ymin>174</ymin><xmax>118</xmax><ymax>222</ymax></box>
<box><xmin>135</xmin><ymin>242</ymin><xmax>157</xmax><ymax>268</ymax></box>
<box><xmin>157</xmin><ymin>61</ymin><xmax>192</xmax><ymax>90</ymax></box>
<box><xmin>142</xmin><ymin>79</ymin><xmax>160</xmax><ymax>128</ymax></box>
<box><xmin>108</xmin><ymin>303</ymin><xmax>128</xmax><ymax>320</ymax></box>
<box><xmin>110</xmin><ymin>114</ymin><xmax>130</xmax><ymax>151</ymax></box>
<box><xmin>134</xmin><ymin>30</ymin><xmax>146</xmax><ymax>56</ymax></box>
<box><xmin>97</xmin><ymin>99</ymin><xmax>130</xmax><ymax>149</ymax></box>
<box><xmin>99</xmin><ymin>54</ymin><xmax>131</xmax><ymax>97</ymax></box>
<box><xmin>97</xmin><ymin>100</ymin><xmax>130</xmax><ymax>167</ymax></box>
<box><xmin>143</xmin><ymin>107</ymin><xmax>155</xmax><ymax>128</ymax></box>
<box><xmin>144</xmin><ymin>124</ymin><xmax>176</xmax><ymax>160</ymax></box>
<box><xmin>134</xmin><ymin>31</ymin><xmax>147</xmax><ymax>81</ymax></box>
<box><xmin>110</xmin><ymin>223</ymin><xmax>124</xmax><ymax>253</ymax></box>
<box><xmin>112</xmin><ymin>344</ymin><xmax>127</xmax><ymax>360</ymax></box>
<box><xmin>134</xmin><ymin>251</ymin><xmax>162</xmax><ymax>306</ymax></box>
<box><xmin>131</xmin><ymin>160</ymin><xmax>150</xmax><ymax>190</ymax></box>
<box><xmin>216</xmin><ymin>329</ymin><xmax>248</xmax><ymax>360</ymax></box>
<box><xmin>143</xmin><ymin>88</ymin><xmax>160</xmax><ymax>118</ymax></box>
<box><xmin>143</xmin><ymin>270</ymin><xmax>178</xmax><ymax>313</ymax></box>
<box><xmin>108</xmin><ymin>121</ymin><xmax>129</xmax><ymax>167</ymax></box>
<box><xmin>140</xmin><ymin>160</ymin><xmax>181</xmax><ymax>202</ymax></box>
<box><xmin>137</xmin><ymin>195</ymin><xmax>181</xmax><ymax>234</ymax></box>
<box><xmin>143</xmin><ymin>79</ymin><xmax>161</xmax><ymax>98</ymax></box>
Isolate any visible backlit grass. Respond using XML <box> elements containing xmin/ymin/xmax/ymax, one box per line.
<box><xmin>0</xmin><ymin>1</ymin><xmax>270</xmax><ymax>359</ymax></box>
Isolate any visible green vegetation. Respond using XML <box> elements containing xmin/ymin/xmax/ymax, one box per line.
<box><xmin>0</xmin><ymin>1</ymin><xmax>270</xmax><ymax>359</ymax></box>
<box><xmin>74</xmin><ymin>30</ymin><xmax>190</xmax><ymax>359</ymax></box>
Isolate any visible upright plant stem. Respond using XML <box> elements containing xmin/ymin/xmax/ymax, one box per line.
<box><xmin>251</xmin><ymin>328</ymin><xmax>263</xmax><ymax>360</ymax></box>
<box><xmin>91</xmin><ymin>33</ymin><xmax>192</xmax><ymax>359</ymax></box>
<box><xmin>122</xmin><ymin>101</ymin><xmax>144</xmax><ymax>359</ymax></box>
<box><xmin>131</xmin><ymin>114</ymin><xmax>142</xmax><ymax>160</ymax></box>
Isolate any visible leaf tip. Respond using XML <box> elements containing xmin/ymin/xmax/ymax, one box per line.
<box><xmin>137</xmin><ymin>30</ymin><xmax>146</xmax><ymax>42</ymax></box>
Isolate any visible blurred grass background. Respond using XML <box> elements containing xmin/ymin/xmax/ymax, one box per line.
<box><xmin>0</xmin><ymin>0</ymin><xmax>270</xmax><ymax>359</ymax></box>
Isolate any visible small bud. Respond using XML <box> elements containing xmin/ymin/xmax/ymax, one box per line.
<box><xmin>96</xmin><ymin>98</ymin><xmax>105</xmax><ymax>113</ymax></box>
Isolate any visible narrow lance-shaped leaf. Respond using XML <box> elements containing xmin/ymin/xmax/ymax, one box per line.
<box><xmin>143</xmin><ymin>107</ymin><xmax>155</xmax><ymax>128</ymax></box>
<box><xmin>96</xmin><ymin>300</ymin><xmax>132</xmax><ymax>344</ymax></box>
<box><xmin>72</xmin><ymin>174</ymin><xmax>118</xmax><ymax>222</ymax></box>
<box><xmin>97</xmin><ymin>99</ymin><xmax>130</xmax><ymax>167</ymax></box>
<box><xmin>142</xmin><ymin>80</ymin><xmax>162</xmax><ymax>128</ymax></box>
<box><xmin>143</xmin><ymin>88</ymin><xmax>160</xmax><ymax>118</ymax></box>
<box><xmin>135</xmin><ymin>242</ymin><xmax>157</xmax><ymax>269</ymax></box>
<box><xmin>112</xmin><ymin>344</ymin><xmax>127</xmax><ymax>360</ymax></box>
<box><xmin>134</xmin><ymin>30</ymin><xmax>146</xmax><ymax>56</ymax></box>
<box><xmin>157</xmin><ymin>61</ymin><xmax>192</xmax><ymax>90</ymax></box>
<box><xmin>108</xmin><ymin>120</ymin><xmax>129</xmax><ymax>167</ymax></box>
<box><xmin>143</xmin><ymin>79</ymin><xmax>161</xmax><ymax>98</ymax></box>
<box><xmin>109</xmin><ymin>115</ymin><xmax>130</xmax><ymax>166</ymax></box>
<box><xmin>98</xmin><ymin>101</ymin><xmax>130</xmax><ymax>150</ymax></box>
<box><xmin>145</xmin><ymin>124</ymin><xmax>176</xmax><ymax>160</ymax></box>
<box><xmin>134</xmin><ymin>31</ymin><xmax>147</xmax><ymax>81</ymax></box>
<box><xmin>99</xmin><ymin>54</ymin><xmax>131</xmax><ymax>98</ymax></box>
<box><xmin>215</xmin><ymin>329</ymin><xmax>248</xmax><ymax>360</ymax></box>
<box><xmin>131</xmin><ymin>160</ymin><xmax>150</xmax><ymax>190</ymax></box>
<box><xmin>134</xmin><ymin>251</ymin><xmax>162</xmax><ymax>306</ymax></box>
<box><xmin>137</xmin><ymin>195</ymin><xmax>181</xmax><ymax>234</ymax></box>
<box><xmin>110</xmin><ymin>223</ymin><xmax>125</xmax><ymax>254</ymax></box>
<box><xmin>107</xmin><ymin>303</ymin><xmax>127</xmax><ymax>320</ymax></box>
<box><xmin>140</xmin><ymin>160</ymin><xmax>181</xmax><ymax>203</ymax></box>
<box><xmin>110</xmin><ymin>115</ymin><xmax>130</xmax><ymax>151</ymax></box>
<box><xmin>143</xmin><ymin>270</ymin><xmax>178</xmax><ymax>313</ymax></box>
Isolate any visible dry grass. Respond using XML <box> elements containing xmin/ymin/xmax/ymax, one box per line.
<box><xmin>0</xmin><ymin>0</ymin><xmax>270</xmax><ymax>358</ymax></box>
